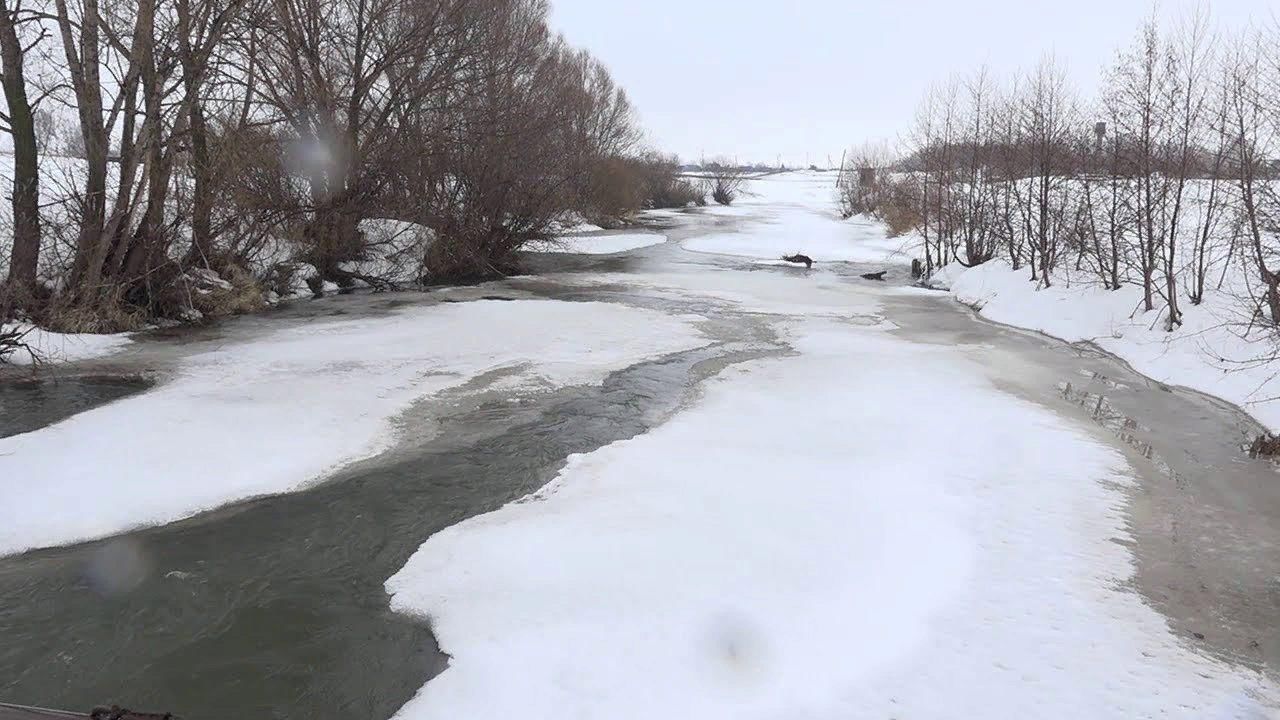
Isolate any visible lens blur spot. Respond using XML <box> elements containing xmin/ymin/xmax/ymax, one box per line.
<box><xmin>704</xmin><ymin>611</ymin><xmax>770</xmax><ymax>686</ymax></box>
<box><xmin>85</xmin><ymin>538</ymin><xmax>150</xmax><ymax>596</ymax></box>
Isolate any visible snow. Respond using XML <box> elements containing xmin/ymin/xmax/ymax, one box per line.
<box><xmin>943</xmin><ymin>260</ymin><xmax>1280</xmax><ymax>432</ymax></box>
<box><xmin>680</xmin><ymin>173</ymin><xmax>919</xmax><ymax>265</ymax></box>
<box><xmin>0</xmin><ymin>299</ymin><xmax>710</xmax><ymax>556</ymax></box>
<box><xmin>525</xmin><ymin>232</ymin><xmax>666</xmax><ymax>255</ymax></box>
<box><xmin>1</xmin><ymin>323</ymin><xmax>132</xmax><ymax>365</ymax></box>
<box><xmin>341</xmin><ymin>219</ymin><xmax>433</xmax><ymax>285</ymax></box>
<box><xmin>387</xmin><ymin>318</ymin><xmax>1272</xmax><ymax>720</ymax></box>
<box><xmin>546</xmin><ymin>212</ymin><xmax>604</xmax><ymax>235</ymax></box>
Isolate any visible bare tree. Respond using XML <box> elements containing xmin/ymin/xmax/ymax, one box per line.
<box><xmin>1021</xmin><ymin>55</ymin><xmax>1078</xmax><ymax>287</ymax></box>
<box><xmin>0</xmin><ymin>0</ymin><xmax>42</xmax><ymax>313</ymax></box>
<box><xmin>706</xmin><ymin>158</ymin><xmax>746</xmax><ymax>206</ymax></box>
<box><xmin>1224</xmin><ymin>30</ymin><xmax>1280</xmax><ymax>324</ymax></box>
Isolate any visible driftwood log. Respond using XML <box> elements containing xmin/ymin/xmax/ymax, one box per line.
<box><xmin>860</xmin><ymin>270</ymin><xmax>887</xmax><ymax>281</ymax></box>
<box><xmin>781</xmin><ymin>253</ymin><xmax>813</xmax><ymax>269</ymax></box>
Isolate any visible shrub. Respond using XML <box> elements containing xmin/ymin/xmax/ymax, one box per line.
<box><xmin>649</xmin><ymin>177</ymin><xmax>706</xmax><ymax>208</ymax></box>
<box><xmin>707</xmin><ymin>163</ymin><xmax>746</xmax><ymax>206</ymax></box>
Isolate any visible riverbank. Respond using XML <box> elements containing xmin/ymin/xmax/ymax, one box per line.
<box><xmin>925</xmin><ymin>258</ymin><xmax>1280</xmax><ymax>433</ymax></box>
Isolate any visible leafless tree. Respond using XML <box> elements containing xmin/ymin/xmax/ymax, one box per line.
<box><xmin>705</xmin><ymin>157</ymin><xmax>746</xmax><ymax>206</ymax></box>
<box><xmin>1020</xmin><ymin>56</ymin><xmax>1078</xmax><ymax>287</ymax></box>
<box><xmin>1223</xmin><ymin>29</ymin><xmax>1280</xmax><ymax>324</ymax></box>
<box><xmin>0</xmin><ymin>0</ymin><xmax>43</xmax><ymax>313</ymax></box>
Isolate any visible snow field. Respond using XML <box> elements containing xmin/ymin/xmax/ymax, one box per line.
<box><xmin>387</xmin><ymin>319</ymin><xmax>1272</xmax><ymax>719</ymax></box>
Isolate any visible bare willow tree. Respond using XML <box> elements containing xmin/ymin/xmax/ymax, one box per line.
<box><xmin>247</xmin><ymin>0</ymin><xmax>481</xmax><ymax>278</ymax></box>
<box><xmin>419</xmin><ymin>1</ymin><xmax>579</xmax><ymax>278</ymax></box>
<box><xmin>0</xmin><ymin>0</ymin><xmax>651</xmax><ymax>329</ymax></box>
<box><xmin>705</xmin><ymin>157</ymin><xmax>746</xmax><ymax>206</ymax></box>
<box><xmin>904</xmin><ymin>84</ymin><xmax>943</xmax><ymax>275</ymax></box>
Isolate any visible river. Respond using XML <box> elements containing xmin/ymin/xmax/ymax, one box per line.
<box><xmin>1</xmin><ymin>200</ymin><xmax>1277</xmax><ymax>718</ymax></box>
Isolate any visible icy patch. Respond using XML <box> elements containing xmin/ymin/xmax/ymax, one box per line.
<box><xmin>388</xmin><ymin>320</ymin><xmax>1272</xmax><ymax>720</ymax></box>
<box><xmin>526</xmin><ymin>233</ymin><xmax>666</xmax><ymax>255</ymax></box>
<box><xmin>1</xmin><ymin>323</ymin><xmax>133</xmax><ymax>365</ymax></box>
<box><xmin>753</xmin><ymin>259</ymin><xmax>810</xmax><ymax>267</ymax></box>
<box><xmin>567</xmin><ymin>267</ymin><xmax>884</xmax><ymax>319</ymax></box>
<box><xmin>0</xmin><ymin>300</ymin><xmax>710</xmax><ymax>556</ymax></box>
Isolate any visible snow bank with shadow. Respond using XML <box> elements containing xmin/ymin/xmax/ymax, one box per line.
<box><xmin>387</xmin><ymin>318</ymin><xmax>1272</xmax><ymax>719</ymax></box>
<box><xmin>1</xmin><ymin>323</ymin><xmax>133</xmax><ymax>365</ymax></box>
<box><xmin>525</xmin><ymin>233</ymin><xmax>666</xmax><ymax>255</ymax></box>
<box><xmin>0</xmin><ymin>299</ymin><xmax>709</xmax><ymax>556</ymax></box>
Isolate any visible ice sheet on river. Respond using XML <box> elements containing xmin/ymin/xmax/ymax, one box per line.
<box><xmin>0</xmin><ymin>299</ymin><xmax>709</xmax><ymax>556</ymax></box>
<box><xmin>388</xmin><ymin>317</ymin><xmax>1274</xmax><ymax>719</ymax></box>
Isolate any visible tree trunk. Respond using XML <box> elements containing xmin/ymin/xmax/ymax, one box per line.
<box><xmin>57</xmin><ymin>0</ymin><xmax>110</xmax><ymax>292</ymax></box>
<box><xmin>0</xmin><ymin>0</ymin><xmax>40</xmax><ymax>309</ymax></box>
<box><xmin>119</xmin><ymin>0</ymin><xmax>169</xmax><ymax>304</ymax></box>
<box><xmin>177</xmin><ymin>0</ymin><xmax>214</xmax><ymax>267</ymax></box>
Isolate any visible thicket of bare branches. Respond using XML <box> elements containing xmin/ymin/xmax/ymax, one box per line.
<box><xmin>852</xmin><ymin>12</ymin><xmax>1280</xmax><ymax>334</ymax></box>
<box><xmin>0</xmin><ymin>322</ymin><xmax>30</xmax><ymax>363</ymax></box>
<box><xmin>0</xmin><ymin>0</ymin><xmax>669</xmax><ymax>330</ymax></box>
<box><xmin>705</xmin><ymin>159</ymin><xmax>746</xmax><ymax>206</ymax></box>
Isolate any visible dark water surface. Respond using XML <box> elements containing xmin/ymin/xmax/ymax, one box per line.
<box><xmin>0</xmin><ymin>376</ymin><xmax>151</xmax><ymax>439</ymax></box>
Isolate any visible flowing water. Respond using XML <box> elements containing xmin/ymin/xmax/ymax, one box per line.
<box><xmin>1</xmin><ymin>207</ymin><xmax>1278</xmax><ymax>717</ymax></box>
<box><xmin>0</xmin><ymin>376</ymin><xmax>151</xmax><ymax>439</ymax></box>
<box><xmin>0</xmin><ymin>246</ymin><xmax>789</xmax><ymax>718</ymax></box>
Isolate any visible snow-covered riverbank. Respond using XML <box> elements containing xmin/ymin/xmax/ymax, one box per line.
<box><xmin>0</xmin><ymin>322</ymin><xmax>134</xmax><ymax>365</ymax></box>
<box><xmin>932</xmin><ymin>259</ymin><xmax>1280</xmax><ymax>432</ymax></box>
<box><xmin>684</xmin><ymin>172</ymin><xmax>1280</xmax><ymax>434</ymax></box>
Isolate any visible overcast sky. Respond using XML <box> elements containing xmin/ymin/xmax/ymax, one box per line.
<box><xmin>550</xmin><ymin>0</ymin><xmax>1277</xmax><ymax>167</ymax></box>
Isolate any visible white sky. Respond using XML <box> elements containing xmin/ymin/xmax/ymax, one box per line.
<box><xmin>550</xmin><ymin>0</ymin><xmax>1278</xmax><ymax>167</ymax></box>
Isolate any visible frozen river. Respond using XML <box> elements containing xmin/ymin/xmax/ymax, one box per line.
<box><xmin>1</xmin><ymin>173</ymin><xmax>1277</xmax><ymax>719</ymax></box>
